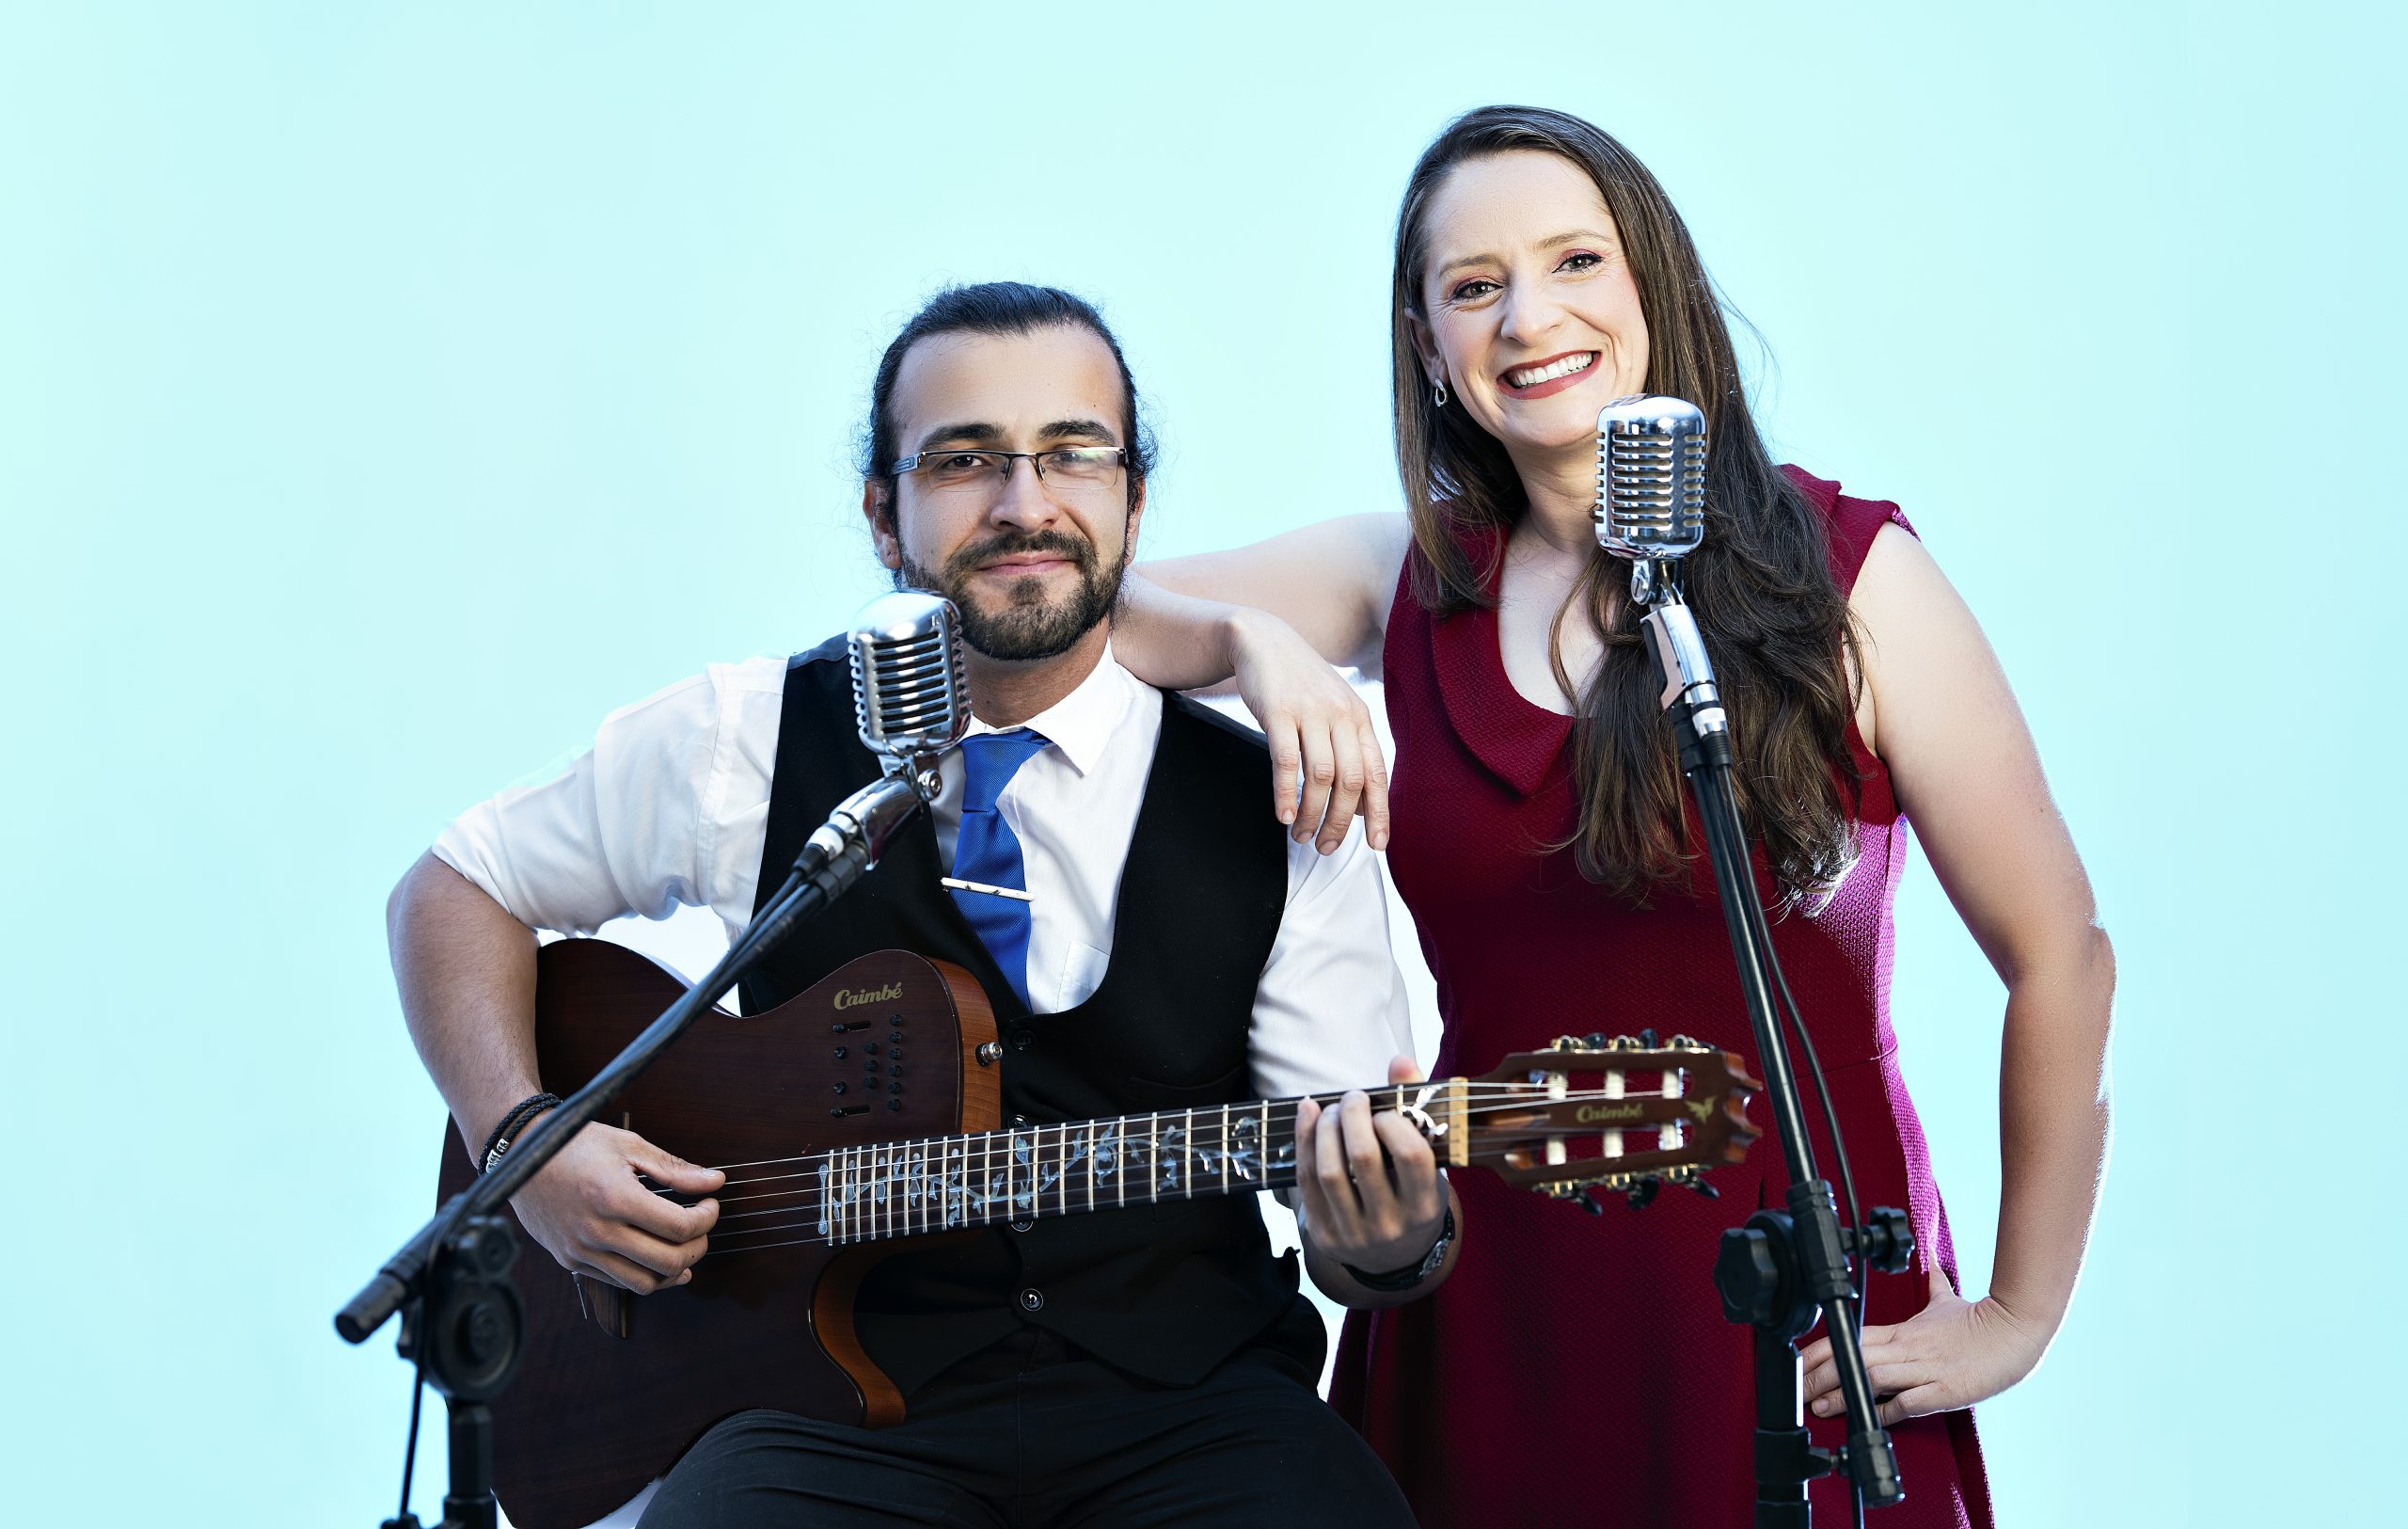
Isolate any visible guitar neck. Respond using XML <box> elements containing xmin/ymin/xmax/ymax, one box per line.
<box><xmin>822</xmin><ymin>1083</ymin><xmax>1460</xmax><ymax>1246</ymax></box>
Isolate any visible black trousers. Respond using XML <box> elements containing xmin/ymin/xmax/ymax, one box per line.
<box><xmin>634</xmin><ymin>1327</ymin><xmax>1418</xmax><ymax>1529</ymax></box>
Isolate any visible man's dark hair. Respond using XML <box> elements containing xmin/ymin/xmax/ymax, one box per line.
<box><xmin>859</xmin><ymin>281</ymin><xmax>1156</xmax><ymax>515</ymax></box>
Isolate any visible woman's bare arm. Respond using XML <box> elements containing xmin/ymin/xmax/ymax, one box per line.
<box><xmin>1117</xmin><ymin>514</ymin><xmax>1413</xmax><ymax>850</ymax></box>
<box><xmin>1799</xmin><ymin>524</ymin><xmax>2116</xmax><ymax>1423</ymax></box>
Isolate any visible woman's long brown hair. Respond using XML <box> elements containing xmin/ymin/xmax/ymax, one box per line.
<box><xmin>1392</xmin><ymin>105</ymin><xmax>1861</xmax><ymax>903</ymax></box>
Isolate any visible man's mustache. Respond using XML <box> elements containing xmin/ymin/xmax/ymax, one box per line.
<box><xmin>943</xmin><ymin>530</ymin><xmax>1096</xmax><ymax>579</ymax></box>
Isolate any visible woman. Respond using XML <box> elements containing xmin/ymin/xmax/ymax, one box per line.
<box><xmin>1112</xmin><ymin>106</ymin><xmax>2113</xmax><ymax>1527</ymax></box>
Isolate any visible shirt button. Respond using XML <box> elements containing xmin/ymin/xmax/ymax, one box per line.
<box><xmin>1010</xmin><ymin>1030</ymin><xmax>1035</xmax><ymax>1051</ymax></box>
<box><xmin>1011</xmin><ymin>1218</ymin><xmax>1034</xmax><ymax>1234</ymax></box>
<box><xmin>1010</xmin><ymin>1114</ymin><xmax>1029</xmax><ymax>1125</ymax></box>
<box><xmin>1018</xmin><ymin>1288</ymin><xmax>1044</xmax><ymax>1313</ymax></box>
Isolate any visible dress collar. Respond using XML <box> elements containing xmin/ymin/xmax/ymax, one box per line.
<box><xmin>1424</xmin><ymin>527</ymin><xmax>1574</xmax><ymax>798</ymax></box>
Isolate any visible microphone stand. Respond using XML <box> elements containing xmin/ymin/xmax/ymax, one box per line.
<box><xmin>333</xmin><ymin>764</ymin><xmax>936</xmax><ymax>1529</ymax></box>
<box><xmin>1629</xmin><ymin>559</ymin><xmax>1912</xmax><ymax>1526</ymax></box>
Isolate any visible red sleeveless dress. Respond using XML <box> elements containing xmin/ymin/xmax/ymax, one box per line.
<box><xmin>1330</xmin><ymin>471</ymin><xmax>1994</xmax><ymax>1528</ymax></box>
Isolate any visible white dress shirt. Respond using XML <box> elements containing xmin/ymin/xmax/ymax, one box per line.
<box><xmin>434</xmin><ymin>645</ymin><xmax>1413</xmax><ymax>1102</ymax></box>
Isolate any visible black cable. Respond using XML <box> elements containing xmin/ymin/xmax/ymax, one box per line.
<box><xmin>1696</xmin><ymin>764</ymin><xmax>1874</xmax><ymax>1527</ymax></box>
<box><xmin>1709</xmin><ymin>779</ymin><xmax>1867</xmax><ymax>1320</ymax></box>
<box><xmin>396</xmin><ymin>1356</ymin><xmax>424</xmax><ymax>1524</ymax></box>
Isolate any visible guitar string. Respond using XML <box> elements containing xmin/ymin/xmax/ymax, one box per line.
<box><xmin>659</xmin><ymin>1083</ymin><xmax>1723</xmax><ymax>1242</ymax></box>
<box><xmin>673</xmin><ymin>1087</ymin><xmax>1726</xmax><ymax>1250</ymax></box>
<box><xmin>658</xmin><ymin>1079</ymin><xmax>1719</xmax><ymax>1192</ymax></box>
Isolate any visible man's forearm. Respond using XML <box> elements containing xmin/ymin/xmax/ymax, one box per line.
<box><xmin>388</xmin><ymin>850</ymin><xmax>546</xmax><ymax>1155</ymax></box>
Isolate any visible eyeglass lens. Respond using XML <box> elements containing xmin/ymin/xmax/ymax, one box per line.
<box><xmin>921</xmin><ymin>449</ymin><xmax>1121</xmax><ymax>489</ymax></box>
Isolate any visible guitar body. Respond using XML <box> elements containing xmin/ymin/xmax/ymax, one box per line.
<box><xmin>432</xmin><ymin>940</ymin><xmax>999</xmax><ymax>1529</ymax></box>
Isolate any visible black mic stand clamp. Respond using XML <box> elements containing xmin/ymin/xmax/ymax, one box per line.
<box><xmin>381</xmin><ymin>1218</ymin><xmax>525</xmax><ymax>1529</ymax></box>
<box><xmin>1627</xmin><ymin>557</ymin><xmax>1911</xmax><ymax>1525</ymax></box>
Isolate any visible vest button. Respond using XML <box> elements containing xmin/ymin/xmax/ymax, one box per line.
<box><xmin>1010</xmin><ymin>1114</ymin><xmax>1029</xmax><ymax>1126</ymax></box>
<box><xmin>1018</xmin><ymin>1287</ymin><xmax>1044</xmax><ymax>1313</ymax></box>
<box><xmin>1011</xmin><ymin>1029</ymin><xmax>1035</xmax><ymax>1051</ymax></box>
<box><xmin>1011</xmin><ymin>1218</ymin><xmax>1034</xmax><ymax>1234</ymax></box>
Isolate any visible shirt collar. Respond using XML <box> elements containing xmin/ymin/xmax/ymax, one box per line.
<box><xmin>962</xmin><ymin>640</ymin><xmax>1136</xmax><ymax>779</ymax></box>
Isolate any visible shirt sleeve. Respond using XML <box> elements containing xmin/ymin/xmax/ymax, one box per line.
<box><xmin>431</xmin><ymin>661</ymin><xmax>784</xmax><ymax>938</ymax></box>
<box><xmin>1245</xmin><ymin>822</ymin><xmax>1415</xmax><ymax>1102</ymax></box>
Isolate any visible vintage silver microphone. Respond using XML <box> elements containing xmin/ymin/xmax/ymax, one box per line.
<box><xmin>1593</xmin><ymin>392</ymin><xmax>1707</xmax><ymax>586</ymax></box>
<box><xmin>851</xmin><ymin>590</ymin><xmax>971</xmax><ymax>767</ymax></box>
<box><xmin>801</xmin><ymin>590</ymin><xmax>970</xmax><ymax>881</ymax></box>
<box><xmin>1592</xmin><ymin>395</ymin><xmax>1724</xmax><ymax>746</ymax></box>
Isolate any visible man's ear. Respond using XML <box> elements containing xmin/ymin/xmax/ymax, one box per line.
<box><xmin>1119</xmin><ymin>477</ymin><xmax>1148</xmax><ymax>567</ymax></box>
<box><xmin>861</xmin><ymin>479</ymin><xmax>903</xmax><ymax>571</ymax></box>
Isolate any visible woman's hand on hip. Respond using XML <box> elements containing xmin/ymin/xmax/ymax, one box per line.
<box><xmin>1799</xmin><ymin>1268</ymin><xmax>2052</xmax><ymax>1425</ymax></box>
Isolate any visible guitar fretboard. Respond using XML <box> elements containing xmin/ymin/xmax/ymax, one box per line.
<box><xmin>814</xmin><ymin>1088</ymin><xmax>1428</xmax><ymax>1245</ymax></box>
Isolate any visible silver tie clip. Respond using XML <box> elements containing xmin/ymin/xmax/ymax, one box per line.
<box><xmin>941</xmin><ymin>876</ymin><xmax>1035</xmax><ymax>903</ymax></box>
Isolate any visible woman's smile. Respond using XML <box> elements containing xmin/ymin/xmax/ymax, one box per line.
<box><xmin>1497</xmin><ymin>349</ymin><xmax>1599</xmax><ymax>398</ymax></box>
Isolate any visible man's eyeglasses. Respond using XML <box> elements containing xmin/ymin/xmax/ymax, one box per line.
<box><xmin>890</xmin><ymin>447</ymin><xmax>1127</xmax><ymax>493</ymax></box>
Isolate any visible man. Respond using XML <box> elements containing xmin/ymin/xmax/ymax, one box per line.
<box><xmin>388</xmin><ymin>282</ymin><xmax>1457</xmax><ymax>1527</ymax></box>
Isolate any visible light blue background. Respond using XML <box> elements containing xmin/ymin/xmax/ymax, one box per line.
<box><xmin>3</xmin><ymin>3</ymin><xmax>2396</xmax><ymax>1523</ymax></box>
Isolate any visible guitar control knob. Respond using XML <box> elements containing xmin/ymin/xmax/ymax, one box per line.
<box><xmin>832</xmin><ymin>1082</ymin><xmax>848</xmax><ymax>1095</ymax></box>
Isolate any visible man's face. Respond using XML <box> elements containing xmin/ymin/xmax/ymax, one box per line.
<box><xmin>863</xmin><ymin>325</ymin><xmax>1141</xmax><ymax>661</ymax></box>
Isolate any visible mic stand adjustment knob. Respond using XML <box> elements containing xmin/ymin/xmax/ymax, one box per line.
<box><xmin>1843</xmin><ymin>1204</ymin><xmax>1915</xmax><ymax>1275</ymax></box>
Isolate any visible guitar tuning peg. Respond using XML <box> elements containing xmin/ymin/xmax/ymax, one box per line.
<box><xmin>1583</xmin><ymin>1032</ymin><xmax>1606</xmax><ymax>1048</ymax></box>
<box><xmin>1687</xmin><ymin>1179</ymin><xmax>1719</xmax><ymax>1200</ymax></box>
<box><xmin>1638</xmin><ymin>1027</ymin><xmax>1660</xmax><ymax>1048</ymax></box>
<box><xmin>1624</xmin><ymin>1177</ymin><xmax>1660</xmax><ymax>1210</ymax></box>
<box><xmin>1579</xmin><ymin>1190</ymin><xmax>1608</xmax><ymax>1217</ymax></box>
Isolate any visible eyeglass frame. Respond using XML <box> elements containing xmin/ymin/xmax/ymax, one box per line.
<box><xmin>887</xmin><ymin>445</ymin><xmax>1130</xmax><ymax>486</ymax></box>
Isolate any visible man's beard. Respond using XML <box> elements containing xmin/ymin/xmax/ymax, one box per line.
<box><xmin>897</xmin><ymin>527</ymin><xmax>1126</xmax><ymax>661</ymax></box>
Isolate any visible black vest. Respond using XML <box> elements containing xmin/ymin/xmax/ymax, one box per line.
<box><xmin>739</xmin><ymin>638</ymin><xmax>1320</xmax><ymax>1396</ymax></box>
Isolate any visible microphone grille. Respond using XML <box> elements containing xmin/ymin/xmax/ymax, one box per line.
<box><xmin>1593</xmin><ymin>395</ymin><xmax>1708</xmax><ymax>559</ymax></box>
<box><xmin>849</xmin><ymin>591</ymin><xmax>969</xmax><ymax>759</ymax></box>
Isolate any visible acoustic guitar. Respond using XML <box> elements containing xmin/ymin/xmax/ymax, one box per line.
<box><xmin>436</xmin><ymin>938</ymin><xmax>1762</xmax><ymax>1529</ymax></box>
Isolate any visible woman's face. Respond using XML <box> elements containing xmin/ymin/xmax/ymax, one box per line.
<box><xmin>1415</xmin><ymin>150</ymin><xmax>1650</xmax><ymax>469</ymax></box>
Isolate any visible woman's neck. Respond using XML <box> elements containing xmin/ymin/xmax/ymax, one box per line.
<box><xmin>1506</xmin><ymin>440</ymin><xmax>1605</xmax><ymax>562</ymax></box>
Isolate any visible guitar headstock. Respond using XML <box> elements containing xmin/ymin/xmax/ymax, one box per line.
<box><xmin>1451</xmin><ymin>1033</ymin><xmax>1761</xmax><ymax>1209</ymax></box>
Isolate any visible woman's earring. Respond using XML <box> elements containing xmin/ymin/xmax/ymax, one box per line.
<box><xmin>1433</xmin><ymin>375</ymin><xmax>1450</xmax><ymax>408</ymax></box>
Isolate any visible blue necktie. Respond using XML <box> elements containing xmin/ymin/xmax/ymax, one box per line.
<box><xmin>950</xmin><ymin>728</ymin><xmax>1050</xmax><ymax>1010</ymax></box>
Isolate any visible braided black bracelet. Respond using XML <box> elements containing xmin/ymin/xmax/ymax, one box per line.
<box><xmin>478</xmin><ymin>1091</ymin><xmax>563</xmax><ymax>1175</ymax></box>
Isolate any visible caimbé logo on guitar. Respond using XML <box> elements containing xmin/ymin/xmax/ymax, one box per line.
<box><xmin>834</xmin><ymin>983</ymin><xmax>903</xmax><ymax>1010</ymax></box>
<box><xmin>1576</xmin><ymin>1102</ymin><xmax>1646</xmax><ymax>1124</ymax></box>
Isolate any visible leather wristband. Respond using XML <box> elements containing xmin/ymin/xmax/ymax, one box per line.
<box><xmin>479</xmin><ymin>1091</ymin><xmax>562</xmax><ymax>1175</ymax></box>
<box><xmin>1341</xmin><ymin>1205</ymin><xmax>1455</xmax><ymax>1293</ymax></box>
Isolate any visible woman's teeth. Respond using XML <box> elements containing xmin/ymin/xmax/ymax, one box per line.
<box><xmin>1505</xmin><ymin>353</ymin><xmax>1595</xmax><ymax>389</ymax></box>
